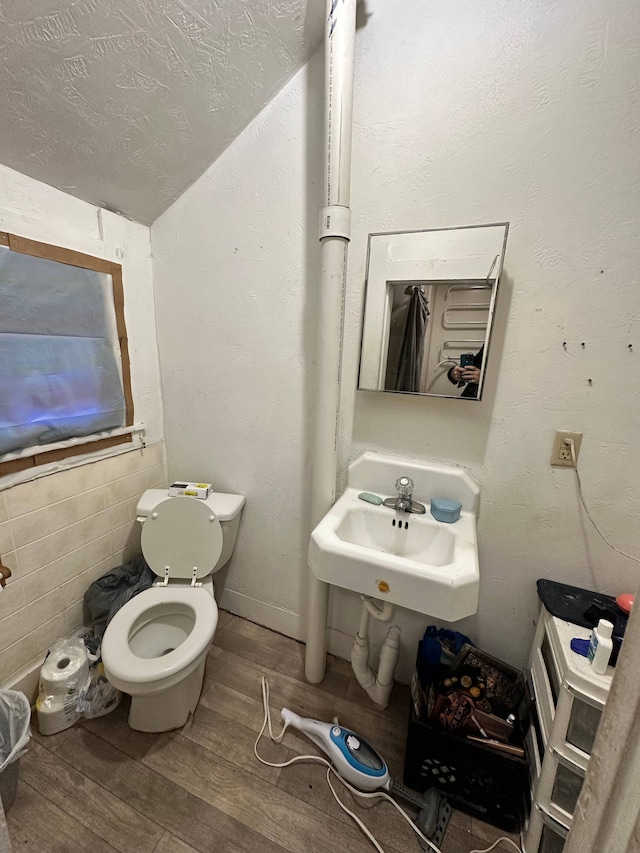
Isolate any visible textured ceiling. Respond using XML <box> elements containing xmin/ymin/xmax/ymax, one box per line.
<box><xmin>0</xmin><ymin>0</ymin><xmax>323</xmax><ymax>224</ymax></box>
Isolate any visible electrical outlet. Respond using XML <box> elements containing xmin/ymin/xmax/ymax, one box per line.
<box><xmin>551</xmin><ymin>431</ymin><xmax>583</xmax><ymax>468</ymax></box>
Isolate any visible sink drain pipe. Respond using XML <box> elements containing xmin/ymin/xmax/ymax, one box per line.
<box><xmin>351</xmin><ymin>597</ymin><xmax>401</xmax><ymax>709</ymax></box>
<box><xmin>305</xmin><ymin>0</ymin><xmax>357</xmax><ymax>683</ymax></box>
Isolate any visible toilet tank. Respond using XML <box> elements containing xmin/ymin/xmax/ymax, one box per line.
<box><xmin>136</xmin><ymin>489</ymin><xmax>245</xmax><ymax>572</ymax></box>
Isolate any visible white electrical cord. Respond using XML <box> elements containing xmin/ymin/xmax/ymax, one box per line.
<box><xmin>566</xmin><ymin>438</ymin><xmax>640</xmax><ymax>564</ymax></box>
<box><xmin>470</xmin><ymin>839</ymin><xmax>523</xmax><ymax>853</ymax></box>
<box><xmin>253</xmin><ymin>676</ymin><xmax>441</xmax><ymax>853</ymax></box>
<box><xmin>253</xmin><ymin>676</ymin><xmax>523</xmax><ymax>853</ymax></box>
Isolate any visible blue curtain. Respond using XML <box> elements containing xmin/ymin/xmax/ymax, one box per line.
<box><xmin>0</xmin><ymin>247</ymin><xmax>125</xmax><ymax>455</ymax></box>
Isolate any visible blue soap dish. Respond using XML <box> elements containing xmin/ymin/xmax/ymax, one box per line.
<box><xmin>430</xmin><ymin>497</ymin><xmax>462</xmax><ymax>523</ymax></box>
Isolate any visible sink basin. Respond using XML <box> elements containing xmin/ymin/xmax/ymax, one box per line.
<box><xmin>309</xmin><ymin>452</ymin><xmax>479</xmax><ymax>621</ymax></box>
<box><xmin>335</xmin><ymin>504</ymin><xmax>456</xmax><ymax>566</ymax></box>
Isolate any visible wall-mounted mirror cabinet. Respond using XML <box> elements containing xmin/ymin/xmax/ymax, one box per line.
<box><xmin>358</xmin><ymin>223</ymin><xmax>509</xmax><ymax>400</ymax></box>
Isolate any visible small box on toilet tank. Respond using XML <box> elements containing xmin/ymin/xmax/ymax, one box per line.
<box><xmin>169</xmin><ymin>481</ymin><xmax>212</xmax><ymax>499</ymax></box>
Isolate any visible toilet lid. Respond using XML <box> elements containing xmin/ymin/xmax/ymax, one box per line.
<box><xmin>141</xmin><ymin>497</ymin><xmax>223</xmax><ymax>580</ymax></box>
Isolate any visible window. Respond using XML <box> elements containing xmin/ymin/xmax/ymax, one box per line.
<box><xmin>0</xmin><ymin>232</ymin><xmax>133</xmax><ymax>476</ymax></box>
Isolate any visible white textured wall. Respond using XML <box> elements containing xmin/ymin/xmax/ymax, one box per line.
<box><xmin>0</xmin><ymin>165</ymin><xmax>165</xmax><ymax>690</ymax></box>
<box><xmin>0</xmin><ymin>0</ymin><xmax>323</xmax><ymax>224</ymax></box>
<box><xmin>152</xmin><ymin>63</ymin><xmax>323</xmax><ymax>639</ymax></box>
<box><xmin>342</xmin><ymin>0</ymin><xmax>640</xmax><ymax>669</ymax></box>
<box><xmin>152</xmin><ymin>0</ymin><xmax>640</xmax><ymax>677</ymax></box>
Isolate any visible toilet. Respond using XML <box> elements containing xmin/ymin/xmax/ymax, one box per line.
<box><xmin>101</xmin><ymin>488</ymin><xmax>245</xmax><ymax>732</ymax></box>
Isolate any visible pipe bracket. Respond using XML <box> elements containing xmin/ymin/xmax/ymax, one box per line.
<box><xmin>319</xmin><ymin>206</ymin><xmax>351</xmax><ymax>241</ymax></box>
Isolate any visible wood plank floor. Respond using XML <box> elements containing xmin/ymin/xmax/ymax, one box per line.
<box><xmin>6</xmin><ymin>613</ymin><xmax>520</xmax><ymax>853</ymax></box>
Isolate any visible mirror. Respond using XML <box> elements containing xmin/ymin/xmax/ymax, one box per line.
<box><xmin>358</xmin><ymin>223</ymin><xmax>509</xmax><ymax>399</ymax></box>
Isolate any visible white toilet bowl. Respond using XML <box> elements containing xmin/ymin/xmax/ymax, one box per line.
<box><xmin>101</xmin><ymin>489</ymin><xmax>245</xmax><ymax>732</ymax></box>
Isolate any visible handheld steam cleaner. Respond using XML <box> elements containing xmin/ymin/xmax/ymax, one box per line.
<box><xmin>254</xmin><ymin>677</ymin><xmax>452</xmax><ymax>853</ymax></box>
<box><xmin>281</xmin><ymin>706</ymin><xmax>453</xmax><ymax>849</ymax></box>
<box><xmin>280</xmin><ymin>707</ymin><xmax>392</xmax><ymax>792</ymax></box>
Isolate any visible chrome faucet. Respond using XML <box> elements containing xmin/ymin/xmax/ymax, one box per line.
<box><xmin>383</xmin><ymin>477</ymin><xmax>426</xmax><ymax>514</ymax></box>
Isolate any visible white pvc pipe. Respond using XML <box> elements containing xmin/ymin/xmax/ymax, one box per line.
<box><xmin>377</xmin><ymin>626</ymin><xmax>401</xmax><ymax>689</ymax></box>
<box><xmin>364</xmin><ymin>597</ymin><xmax>395</xmax><ymax>622</ymax></box>
<box><xmin>351</xmin><ymin>603</ymin><xmax>402</xmax><ymax>710</ymax></box>
<box><xmin>305</xmin><ymin>0</ymin><xmax>357</xmax><ymax>683</ymax></box>
<box><xmin>322</xmin><ymin>0</ymin><xmax>356</xmax><ymax>210</ymax></box>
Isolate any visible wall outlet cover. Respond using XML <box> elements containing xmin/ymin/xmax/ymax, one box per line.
<box><xmin>551</xmin><ymin>431</ymin><xmax>583</xmax><ymax>467</ymax></box>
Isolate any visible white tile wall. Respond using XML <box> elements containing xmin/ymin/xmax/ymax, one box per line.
<box><xmin>0</xmin><ymin>441</ymin><xmax>166</xmax><ymax>684</ymax></box>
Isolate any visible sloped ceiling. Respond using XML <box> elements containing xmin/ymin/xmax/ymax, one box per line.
<box><xmin>0</xmin><ymin>1</ymin><xmax>324</xmax><ymax>224</ymax></box>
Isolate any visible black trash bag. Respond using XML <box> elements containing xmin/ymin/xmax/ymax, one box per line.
<box><xmin>83</xmin><ymin>554</ymin><xmax>155</xmax><ymax>643</ymax></box>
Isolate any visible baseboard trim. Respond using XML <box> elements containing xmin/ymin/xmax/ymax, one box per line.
<box><xmin>219</xmin><ymin>589</ymin><xmax>305</xmax><ymax>642</ymax></box>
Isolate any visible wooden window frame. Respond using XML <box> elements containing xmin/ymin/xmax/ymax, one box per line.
<box><xmin>0</xmin><ymin>231</ymin><xmax>134</xmax><ymax>476</ymax></box>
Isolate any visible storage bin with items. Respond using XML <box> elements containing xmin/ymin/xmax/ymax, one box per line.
<box><xmin>522</xmin><ymin>591</ymin><xmax>614</xmax><ymax>853</ymax></box>
<box><xmin>404</xmin><ymin>628</ymin><xmax>530</xmax><ymax>832</ymax></box>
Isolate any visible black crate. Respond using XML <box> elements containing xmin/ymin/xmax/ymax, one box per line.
<box><xmin>403</xmin><ymin>703</ymin><xmax>529</xmax><ymax>832</ymax></box>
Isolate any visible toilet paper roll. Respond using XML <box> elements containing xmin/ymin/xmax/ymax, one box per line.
<box><xmin>37</xmin><ymin>640</ymin><xmax>89</xmax><ymax>736</ymax></box>
<box><xmin>39</xmin><ymin>643</ymin><xmax>89</xmax><ymax>697</ymax></box>
<box><xmin>36</xmin><ymin>694</ymin><xmax>81</xmax><ymax>736</ymax></box>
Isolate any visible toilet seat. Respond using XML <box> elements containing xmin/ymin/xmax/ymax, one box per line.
<box><xmin>102</xmin><ymin>585</ymin><xmax>217</xmax><ymax>690</ymax></box>
<box><xmin>142</xmin><ymin>496</ymin><xmax>223</xmax><ymax>581</ymax></box>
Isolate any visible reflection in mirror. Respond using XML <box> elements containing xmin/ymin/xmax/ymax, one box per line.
<box><xmin>358</xmin><ymin>223</ymin><xmax>509</xmax><ymax>399</ymax></box>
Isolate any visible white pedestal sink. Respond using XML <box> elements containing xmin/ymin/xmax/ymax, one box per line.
<box><xmin>308</xmin><ymin>451</ymin><xmax>480</xmax><ymax>622</ymax></box>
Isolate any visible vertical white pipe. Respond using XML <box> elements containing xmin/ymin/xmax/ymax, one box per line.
<box><xmin>305</xmin><ymin>0</ymin><xmax>357</xmax><ymax>683</ymax></box>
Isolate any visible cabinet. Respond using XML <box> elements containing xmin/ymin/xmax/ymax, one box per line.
<box><xmin>522</xmin><ymin>606</ymin><xmax>613</xmax><ymax>852</ymax></box>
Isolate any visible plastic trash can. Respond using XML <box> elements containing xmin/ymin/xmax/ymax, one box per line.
<box><xmin>0</xmin><ymin>689</ymin><xmax>31</xmax><ymax>812</ymax></box>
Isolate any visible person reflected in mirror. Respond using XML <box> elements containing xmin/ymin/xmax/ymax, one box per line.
<box><xmin>448</xmin><ymin>346</ymin><xmax>483</xmax><ymax>398</ymax></box>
